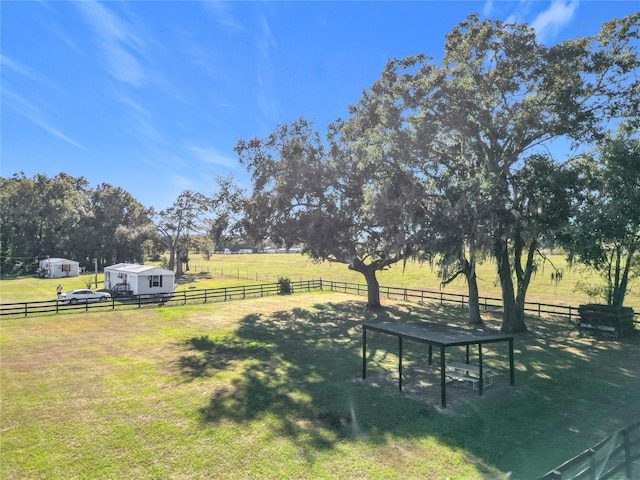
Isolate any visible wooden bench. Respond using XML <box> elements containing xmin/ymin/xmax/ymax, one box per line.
<box><xmin>445</xmin><ymin>362</ymin><xmax>494</xmax><ymax>390</ymax></box>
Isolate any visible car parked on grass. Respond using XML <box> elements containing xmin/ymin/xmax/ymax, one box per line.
<box><xmin>58</xmin><ymin>289</ymin><xmax>111</xmax><ymax>304</ymax></box>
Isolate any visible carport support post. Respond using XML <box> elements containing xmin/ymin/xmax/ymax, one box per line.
<box><xmin>398</xmin><ymin>337</ymin><xmax>403</xmax><ymax>391</ymax></box>
<box><xmin>478</xmin><ymin>343</ymin><xmax>483</xmax><ymax>396</ymax></box>
<box><xmin>440</xmin><ymin>346</ymin><xmax>446</xmax><ymax>408</ymax></box>
<box><xmin>362</xmin><ymin>327</ymin><xmax>367</xmax><ymax>380</ymax></box>
<box><xmin>509</xmin><ymin>338</ymin><xmax>515</xmax><ymax>385</ymax></box>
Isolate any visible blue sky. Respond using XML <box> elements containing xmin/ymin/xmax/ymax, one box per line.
<box><xmin>2</xmin><ymin>1</ymin><xmax>638</xmax><ymax>211</ymax></box>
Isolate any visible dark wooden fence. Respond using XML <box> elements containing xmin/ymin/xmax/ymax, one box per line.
<box><xmin>1</xmin><ymin>279</ymin><xmax>638</xmax><ymax>323</ymax></box>
<box><xmin>539</xmin><ymin>421</ymin><xmax>640</xmax><ymax>480</ymax></box>
<box><xmin>0</xmin><ymin>280</ymin><xmax>322</xmax><ymax>317</ymax></box>
<box><xmin>325</xmin><ymin>280</ymin><xmax>592</xmax><ymax>321</ymax></box>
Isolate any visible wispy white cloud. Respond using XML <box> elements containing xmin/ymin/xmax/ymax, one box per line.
<box><xmin>2</xmin><ymin>88</ymin><xmax>84</xmax><ymax>149</ymax></box>
<box><xmin>504</xmin><ymin>0</ymin><xmax>535</xmax><ymax>25</ymax></box>
<box><xmin>1</xmin><ymin>55</ymin><xmax>53</xmax><ymax>88</ymax></box>
<box><xmin>255</xmin><ymin>15</ymin><xmax>280</xmax><ymax>122</ymax></box>
<box><xmin>1</xmin><ymin>56</ymin><xmax>84</xmax><ymax>149</ymax></box>
<box><xmin>482</xmin><ymin>0</ymin><xmax>495</xmax><ymax>18</ymax></box>
<box><xmin>202</xmin><ymin>1</ymin><xmax>242</xmax><ymax>32</ymax></box>
<box><xmin>530</xmin><ymin>0</ymin><xmax>579</xmax><ymax>42</ymax></box>
<box><xmin>188</xmin><ymin>145</ymin><xmax>238</xmax><ymax>170</ymax></box>
<box><xmin>111</xmin><ymin>91</ymin><xmax>164</xmax><ymax>143</ymax></box>
<box><xmin>75</xmin><ymin>0</ymin><xmax>146</xmax><ymax>87</ymax></box>
<box><xmin>32</xmin><ymin>118</ymin><xmax>85</xmax><ymax>150</ymax></box>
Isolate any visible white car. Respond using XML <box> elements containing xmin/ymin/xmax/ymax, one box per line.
<box><xmin>58</xmin><ymin>289</ymin><xmax>111</xmax><ymax>304</ymax></box>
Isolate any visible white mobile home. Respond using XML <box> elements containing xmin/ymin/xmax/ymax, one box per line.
<box><xmin>39</xmin><ymin>258</ymin><xmax>80</xmax><ymax>278</ymax></box>
<box><xmin>104</xmin><ymin>263</ymin><xmax>175</xmax><ymax>296</ymax></box>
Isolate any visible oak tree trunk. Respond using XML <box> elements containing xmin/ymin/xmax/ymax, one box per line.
<box><xmin>495</xmin><ymin>239</ymin><xmax>528</xmax><ymax>333</ymax></box>
<box><xmin>350</xmin><ymin>261</ymin><xmax>381</xmax><ymax>308</ymax></box>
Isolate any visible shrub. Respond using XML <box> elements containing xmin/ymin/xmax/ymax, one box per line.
<box><xmin>278</xmin><ymin>276</ymin><xmax>292</xmax><ymax>294</ymax></box>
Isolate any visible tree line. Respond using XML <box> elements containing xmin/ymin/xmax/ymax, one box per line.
<box><xmin>0</xmin><ymin>173</ymin><xmax>243</xmax><ymax>279</ymax></box>
<box><xmin>1</xmin><ymin>14</ymin><xmax>638</xmax><ymax>334</ymax></box>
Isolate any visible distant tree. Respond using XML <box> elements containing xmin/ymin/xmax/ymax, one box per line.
<box><xmin>85</xmin><ymin>183</ymin><xmax>154</xmax><ymax>266</ymax></box>
<box><xmin>155</xmin><ymin>177</ymin><xmax>245</xmax><ymax>276</ymax></box>
<box><xmin>205</xmin><ymin>175</ymin><xmax>246</xmax><ymax>253</ymax></box>
<box><xmin>0</xmin><ymin>173</ymin><xmax>157</xmax><ymax>273</ymax></box>
<box><xmin>563</xmin><ymin>127</ymin><xmax>640</xmax><ymax>307</ymax></box>
<box><xmin>156</xmin><ymin>190</ymin><xmax>210</xmax><ymax>277</ymax></box>
<box><xmin>0</xmin><ymin>172</ymin><xmax>91</xmax><ymax>273</ymax></box>
<box><xmin>236</xmin><ymin>118</ymin><xmax>427</xmax><ymax>308</ymax></box>
<box><xmin>0</xmin><ymin>174</ymin><xmax>38</xmax><ymax>273</ymax></box>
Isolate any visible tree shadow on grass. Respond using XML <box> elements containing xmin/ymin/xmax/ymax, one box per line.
<box><xmin>175</xmin><ymin>298</ymin><xmax>640</xmax><ymax>478</ymax></box>
<box><xmin>177</xmin><ymin>322</ymin><xmax>272</xmax><ymax>378</ymax></box>
<box><xmin>176</xmin><ymin>301</ymin><xmax>507</xmax><ymax>467</ymax></box>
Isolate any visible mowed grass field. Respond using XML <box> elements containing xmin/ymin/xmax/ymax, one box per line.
<box><xmin>3</xmin><ymin>252</ymin><xmax>638</xmax><ymax>311</ymax></box>
<box><xmin>2</xmin><ymin>291</ymin><xmax>639</xmax><ymax>479</ymax></box>
<box><xmin>176</xmin><ymin>251</ymin><xmax>639</xmax><ymax>311</ymax></box>
<box><xmin>1</xmin><ymin>254</ymin><xmax>639</xmax><ymax>478</ymax></box>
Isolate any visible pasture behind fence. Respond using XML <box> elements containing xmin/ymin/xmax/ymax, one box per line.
<box><xmin>0</xmin><ymin>280</ymin><xmax>321</xmax><ymax>317</ymax></box>
<box><xmin>2</xmin><ymin>279</ymin><xmax>638</xmax><ymax>323</ymax></box>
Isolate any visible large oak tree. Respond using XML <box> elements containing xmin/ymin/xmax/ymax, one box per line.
<box><xmin>236</xmin><ymin>118</ymin><xmax>427</xmax><ymax>307</ymax></box>
<box><xmin>345</xmin><ymin>13</ymin><xmax>639</xmax><ymax>332</ymax></box>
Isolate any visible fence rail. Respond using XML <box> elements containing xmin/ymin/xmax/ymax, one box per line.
<box><xmin>1</xmin><ymin>279</ymin><xmax>638</xmax><ymax>323</ymax></box>
<box><xmin>322</xmin><ymin>281</ymin><xmax>639</xmax><ymax>323</ymax></box>
<box><xmin>539</xmin><ymin>421</ymin><xmax>640</xmax><ymax>480</ymax></box>
<box><xmin>0</xmin><ymin>280</ymin><xmax>322</xmax><ymax>317</ymax></box>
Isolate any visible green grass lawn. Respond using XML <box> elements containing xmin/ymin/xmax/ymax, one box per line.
<box><xmin>2</xmin><ymin>291</ymin><xmax>639</xmax><ymax>479</ymax></box>
<box><xmin>172</xmin><ymin>251</ymin><xmax>640</xmax><ymax>312</ymax></box>
<box><xmin>3</xmin><ymin>252</ymin><xmax>637</xmax><ymax>312</ymax></box>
